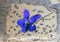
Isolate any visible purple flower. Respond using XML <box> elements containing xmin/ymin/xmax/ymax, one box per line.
<box><xmin>17</xmin><ymin>9</ymin><xmax>41</xmax><ymax>33</ymax></box>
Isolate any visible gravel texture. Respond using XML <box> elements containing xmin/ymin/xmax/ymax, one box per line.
<box><xmin>0</xmin><ymin>0</ymin><xmax>60</xmax><ymax>42</ymax></box>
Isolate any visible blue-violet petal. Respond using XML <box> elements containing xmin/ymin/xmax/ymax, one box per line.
<box><xmin>23</xmin><ymin>9</ymin><xmax>30</xmax><ymax>20</ymax></box>
<box><xmin>29</xmin><ymin>24</ymin><xmax>36</xmax><ymax>32</ymax></box>
<box><xmin>29</xmin><ymin>14</ymin><xmax>41</xmax><ymax>23</ymax></box>
<box><xmin>17</xmin><ymin>19</ymin><xmax>25</xmax><ymax>28</ymax></box>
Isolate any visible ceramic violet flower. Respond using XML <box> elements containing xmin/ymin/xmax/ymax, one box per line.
<box><xmin>17</xmin><ymin>9</ymin><xmax>41</xmax><ymax>33</ymax></box>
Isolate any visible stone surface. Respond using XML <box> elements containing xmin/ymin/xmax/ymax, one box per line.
<box><xmin>0</xmin><ymin>0</ymin><xmax>60</xmax><ymax>42</ymax></box>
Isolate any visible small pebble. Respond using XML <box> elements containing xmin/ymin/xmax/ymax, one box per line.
<box><xmin>13</xmin><ymin>11</ymin><xmax>16</xmax><ymax>14</ymax></box>
<box><xmin>37</xmin><ymin>10</ymin><xmax>43</xmax><ymax>13</ymax></box>
<box><xmin>19</xmin><ymin>15</ymin><xmax>21</xmax><ymax>17</ymax></box>
<box><xmin>40</xmin><ymin>23</ymin><xmax>43</xmax><ymax>25</ymax></box>
<box><xmin>46</xmin><ymin>25</ymin><xmax>49</xmax><ymax>27</ymax></box>
<box><xmin>15</xmin><ymin>31</ymin><xmax>21</xmax><ymax>35</ymax></box>
<box><xmin>2</xmin><ymin>6</ymin><xmax>5</xmax><ymax>8</ymax></box>
<box><xmin>16</xmin><ymin>26</ymin><xmax>18</xmax><ymax>28</ymax></box>
<box><xmin>21</xmin><ymin>34</ymin><xmax>24</xmax><ymax>35</ymax></box>
<box><xmin>49</xmin><ymin>29</ymin><xmax>52</xmax><ymax>33</ymax></box>
<box><xmin>10</xmin><ymin>26</ymin><xmax>13</xmax><ymax>28</ymax></box>
<box><xmin>14</xmin><ymin>4</ymin><xmax>19</xmax><ymax>9</ymax></box>
<box><xmin>48</xmin><ymin>18</ymin><xmax>51</xmax><ymax>20</ymax></box>
<box><xmin>16</xmin><ymin>13</ymin><xmax>19</xmax><ymax>16</ymax></box>
<box><xmin>52</xmin><ymin>16</ymin><xmax>55</xmax><ymax>18</ymax></box>
<box><xmin>10</xmin><ymin>15</ymin><xmax>12</xmax><ymax>18</ymax></box>
<box><xmin>42</xmin><ymin>27</ymin><xmax>46</xmax><ymax>32</ymax></box>
<box><xmin>8</xmin><ymin>29</ymin><xmax>10</xmax><ymax>32</ymax></box>
<box><xmin>41</xmin><ymin>32</ymin><xmax>43</xmax><ymax>34</ymax></box>
<box><xmin>32</xmin><ymin>9</ymin><xmax>36</xmax><ymax>12</ymax></box>
<box><xmin>45</xmin><ymin>32</ymin><xmax>48</xmax><ymax>34</ymax></box>
<box><xmin>33</xmin><ymin>39</ymin><xmax>39</xmax><ymax>41</ymax></box>
<box><xmin>4</xmin><ymin>32</ymin><xmax>7</xmax><ymax>34</ymax></box>
<box><xmin>12</xmin><ymin>20</ymin><xmax>15</xmax><ymax>23</ymax></box>
<box><xmin>37</xmin><ymin>26</ymin><xmax>39</xmax><ymax>28</ymax></box>
<box><xmin>2</xmin><ymin>14</ymin><xmax>5</xmax><ymax>17</ymax></box>
<box><xmin>49</xmin><ymin>26</ymin><xmax>51</xmax><ymax>28</ymax></box>
<box><xmin>45</xmin><ymin>19</ymin><xmax>48</xmax><ymax>20</ymax></box>
<box><xmin>35</xmin><ymin>30</ymin><xmax>38</xmax><ymax>33</ymax></box>
<box><xmin>13</xmin><ymin>28</ymin><xmax>16</xmax><ymax>31</ymax></box>
<box><xmin>50</xmin><ymin>35</ymin><xmax>54</xmax><ymax>37</ymax></box>
<box><xmin>27</xmin><ymin>34</ymin><xmax>31</xmax><ymax>36</ymax></box>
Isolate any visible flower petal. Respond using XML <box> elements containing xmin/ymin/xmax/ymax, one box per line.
<box><xmin>17</xmin><ymin>19</ymin><xmax>25</xmax><ymax>28</ymax></box>
<box><xmin>23</xmin><ymin>9</ymin><xmax>30</xmax><ymax>20</ymax></box>
<box><xmin>21</xmin><ymin>27</ymin><xmax>27</xmax><ymax>33</ymax></box>
<box><xmin>29</xmin><ymin>24</ymin><xmax>36</xmax><ymax>32</ymax></box>
<box><xmin>29</xmin><ymin>14</ymin><xmax>41</xmax><ymax>23</ymax></box>
<box><xmin>22</xmin><ymin>24</ymin><xmax>29</xmax><ymax>33</ymax></box>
